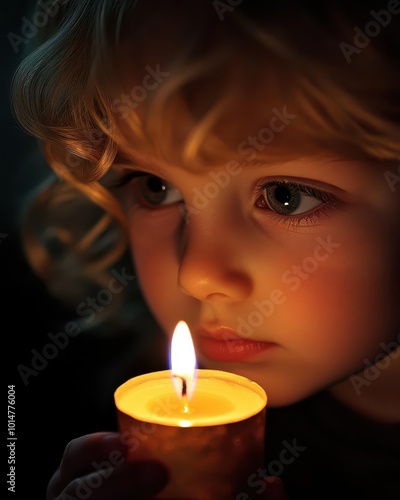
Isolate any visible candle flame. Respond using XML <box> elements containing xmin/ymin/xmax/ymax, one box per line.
<box><xmin>170</xmin><ymin>321</ymin><xmax>197</xmax><ymax>406</ymax></box>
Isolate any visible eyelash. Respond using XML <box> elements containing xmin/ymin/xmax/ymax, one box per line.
<box><xmin>254</xmin><ymin>179</ymin><xmax>341</xmax><ymax>228</ymax></box>
<box><xmin>109</xmin><ymin>171</ymin><xmax>183</xmax><ymax>212</ymax></box>
<box><xmin>109</xmin><ymin>171</ymin><xmax>148</xmax><ymax>188</ymax></box>
<box><xmin>111</xmin><ymin>172</ymin><xmax>341</xmax><ymax>227</ymax></box>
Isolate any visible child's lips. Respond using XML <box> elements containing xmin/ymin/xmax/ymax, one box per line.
<box><xmin>195</xmin><ymin>327</ymin><xmax>278</xmax><ymax>362</ymax></box>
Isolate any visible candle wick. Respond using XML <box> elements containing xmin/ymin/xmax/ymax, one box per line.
<box><xmin>181</xmin><ymin>378</ymin><xmax>190</xmax><ymax>414</ymax></box>
<box><xmin>181</xmin><ymin>377</ymin><xmax>187</xmax><ymax>398</ymax></box>
<box><xmin>173</xmin><ymin>375</ymin><xmax>190</xmax><ymax>414</ymax></box>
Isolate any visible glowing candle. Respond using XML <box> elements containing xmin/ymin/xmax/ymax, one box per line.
<box><xmin>114</xmin><ymin>321</ymin><xmax>267</xmax><ymax>499</ymax></box>
<box><xmin>170</xmin><ymin>320</ymin><xmax>196</xmax><ymax>415</ymax></box>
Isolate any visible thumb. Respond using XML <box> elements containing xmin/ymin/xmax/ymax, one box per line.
<box><xmin>262</xmin><ymin>476</ymin><xmax>289</xmax><ymax>500</ymax></box>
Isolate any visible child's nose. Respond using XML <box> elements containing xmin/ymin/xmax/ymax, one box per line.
<box><xmin>177</xmin><ymin>212</ymin><xmax>253</xmax><ymax>303</ymax></box>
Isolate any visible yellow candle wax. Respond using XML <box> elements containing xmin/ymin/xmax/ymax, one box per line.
<box><xmin>116</xmin><ymin>369</ymin><xmax>266</xmax><ymax>427</ymax></box>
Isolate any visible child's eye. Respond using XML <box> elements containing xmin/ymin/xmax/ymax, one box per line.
<box><xmin>133</xmin><ymin>175</ymin><xmax>183</xmax><ymax>207</ymax></box>
<box><xmin>255</xmin><ymin>180</ymin><xmax>333</xmax><ymax>216</ymax></box>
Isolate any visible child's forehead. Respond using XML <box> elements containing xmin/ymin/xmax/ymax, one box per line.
<box><xmin>109</xmin><ymin>68</ymin><xmax>372</xmax><ymax>173</ymax></box>
<box><xmin>80</xmin><ymin>1</ymin><xmax>398</xmax><ymax>172</ymax></box>
<box><xmin>111</xmin><ymin>41</ymin><xmax>325</xmax><ymax>167</ymax></box>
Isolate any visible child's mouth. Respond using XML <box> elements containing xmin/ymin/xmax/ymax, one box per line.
<box><xmin>195</xmin><ymin>327</ymin><xmax>278</xmax><ymax>362</ymax></box>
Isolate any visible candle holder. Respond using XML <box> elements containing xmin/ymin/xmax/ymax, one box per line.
<box><xmin>114</xmin><ymin>369</ymin><xmax>267</xmax><ymax>499</ymax></box>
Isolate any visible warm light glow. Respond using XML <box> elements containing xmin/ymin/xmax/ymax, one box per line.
<box><xmin>170</xmin><ymin>321</ymin><xmax>197</xmax><ymax>402</ymax></box>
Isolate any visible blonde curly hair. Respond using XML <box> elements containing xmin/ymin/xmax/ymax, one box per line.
<box><xmin>11</xmin><ymin>0</ymin><xmax>400</xmax><ymax>309</ymax></box>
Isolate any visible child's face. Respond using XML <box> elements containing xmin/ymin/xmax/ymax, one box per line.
<box><xmin>113</xmin><ymin>150</ymin><xmax>399</xmax><ymax>406</ymax></box>
<box><xmin>107</xmin><ymin>7</ymin><xmax>399</xmax><ymax>406</ymax></box>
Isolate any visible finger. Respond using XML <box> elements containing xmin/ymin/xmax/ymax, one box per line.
<box><xmin>57</xmin><ymin>460</ymin><xmax>169</xmax><ymax>500</ymax></box>
<box><xmin>59</xmin><ymin>432</ymin><xmax>127</xmax><ymax>484</ymax></box>
<box><xmin>47</xmin><ymin>432</ymin><xmax>127</xmax><ymax>498</ymax></box>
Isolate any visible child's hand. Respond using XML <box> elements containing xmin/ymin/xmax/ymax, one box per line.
<box><xmin>46</xmin><ymin>431</ymin><xmax>289</xmax><ymax>500</ymax></box>
<box><xmin>46</xmin><ymin>431</ymin><xmax>169</xmax><ymax>500</ymax></box>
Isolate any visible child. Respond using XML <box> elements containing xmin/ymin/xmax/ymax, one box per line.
<box><xmin>11</xmin><ymin>0</ymin><xmax>400</xmax><ymax>498</ymax></box>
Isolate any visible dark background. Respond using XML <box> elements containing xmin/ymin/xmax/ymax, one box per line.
<box><xmin>1</xmin><ymin>2</ymin><xmax>167</xmax><ymax>498</ymax></box>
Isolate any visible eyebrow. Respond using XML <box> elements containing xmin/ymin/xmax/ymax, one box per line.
<box><xmin>113</xmin><ymin>151</ymin><xmax>171</xmax><ymax>178</ymax></box>
<box><xmin>113</xmin><ymin>152</ymin><xmax>372</xmax><ymax>193</ymax></box>
<box><xmin>114</xmin><ymin>140</ymin><xmax>284</xmax><ymax>174</ymax></box>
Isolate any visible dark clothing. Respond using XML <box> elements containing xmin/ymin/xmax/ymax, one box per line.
<box><xmin>264</xmin><ymin>391</ymin><xmax>400</xmax><ymax>499</ymax></box>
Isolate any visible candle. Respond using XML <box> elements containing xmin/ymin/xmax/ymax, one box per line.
<box><xmin>114</xmin><ymin>321</ymin><xmax>267</xmax><ymax>499</ymax></box>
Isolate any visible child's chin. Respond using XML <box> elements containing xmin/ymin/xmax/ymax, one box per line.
<box><xmin>263</xmin><ymin>385</ymin><xmax>322</xmax><ymax>408</ymax></box>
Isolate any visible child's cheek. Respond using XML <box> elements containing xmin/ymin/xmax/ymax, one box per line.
<box><xmin>283</xmin><ymin>231</ymin><xmax>398</xmax><ymax>364</ymax></box>
<box><xmin>128</xmin><ymin>220</ymin><xmax>197</xmax><ymax>333</ymax></box>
